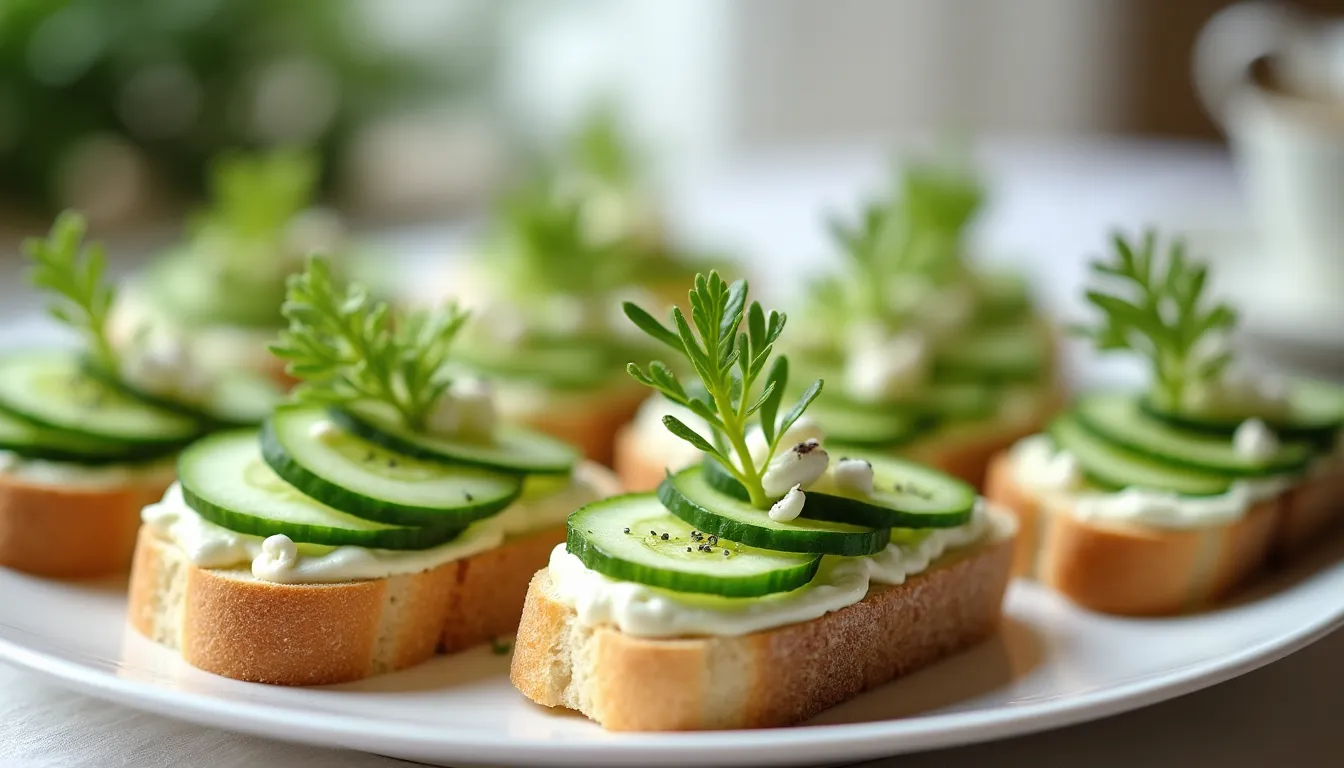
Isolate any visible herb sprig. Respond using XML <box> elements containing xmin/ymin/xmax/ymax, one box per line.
<box><xmin>570</xmin><ymin>102</ymin><xmax>637</xmax><ymax>187</ymax></box>
<box><xmin>493</xmin><ymin>183</ymin><xmax>630</xmax><ymax>299</ymax></box>
<box><xmin>1074</xmin><ymin>230</ymin><xmax>1237</xmax><ymax>409</ymax></box>
<box><xmin>815</xmin><ymin>157</ymin><xmax>985</xmax><ymax>327</ymax></box>
<box><xmin>194</xmin><ymin>149</ymin><xmax>319</xmax><ymax>241</ymax></box>
<box><xmin>25</xmin><ymin>211</ymin><xmax>118</xmax><ymax>373</ymax></box>
<box><xmin>624</xmin><ymin>272</ymin><xmax>823</xmax><ymax>509</ymax></box>
<box><xmin>270</xmin><ymin>257</ymin><xmax>469</xmax><ymax>432</ymax></box>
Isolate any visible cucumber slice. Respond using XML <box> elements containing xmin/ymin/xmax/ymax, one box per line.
<box><xmin>84</xmin><ymin>361</ymin><xmax>282</xmax><ymax>428</ymax></box>
<box><xmin>934</xmin><ymin>321</ymin><xmax>1050</xmax><ymax>382</ymax></box>
<box><xmin>917</xmin><ymin>382</ymin><xmax>999</xmax><ymax>422</ymax></box>
<box><xmin>330</xmin><ymin>401</ymin><xmax>577</xmax><ymax>475</ymax></box>
<box><xmin>1049</xmin><ymin>413</ymin><xmax>1232</xmax><ymax>496</ymax></box>
<box><xmin>179</xmin><ymin>430</ymin><xmax>462</xmax><ymax>549</ymax></box>
<box><xmin>262</xmin><ymin>406</ymin><xmax>523</xmax><ymax>527</ymax></box>
<box><xmin>0</xmin><ymin>409</ymin><xmax>177</xmax><ymax>464</ymax></box>
<box><xmin>1076</xmin><ymin>393</ymin><xmax>1313</xmax><ymax>476</ymax></box>
<box><xmin>659</xmin><ymin>466</ymin><xmax>889</xmax><ymax>556</ymax></box>
<box><xmin>567</xmin><ymin>494</ymin><xmax>821</xmax><ymax>597</ymax></box>
<box><xmin>700</xmin><ymin>454</ymin><xmax>976</xmax><ymax>529</ymax></box>
<box><xmin>807</xmin><ymin>400</ymin><xmax>932</xmax><ymax>447</ymax></box>
<box><xmin>455</xmin><ymin>335</ymin><xmax>632</xmax><ymax>390</ymax></box>
<box><xmin>1140</xmin><ymin>378</ymin><xmax>1344</xmax><ymax>443</ymax></box>
<box><xmin>0</xmin><ymin>352</ymin><xmax>202</xmax><ymax>447</ymax></box>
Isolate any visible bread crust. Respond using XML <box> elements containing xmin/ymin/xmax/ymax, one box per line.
<box><xmin>1273</xmin><ymin>463</ymin><xmax>1344</xmax><ymax>559</ymax></box>
<box><xmin>0</xmin><ymin>473</ymin><xmax>172</xmax><ymax>578</ymax></box>
<box><xmin>982</xmin><ymin>450</ymin><xmax>1337</xmax><ymax>615</ymax></box>
<box><xmin>128</xmin><ymin>524</ymin><xmax>568</xmax><ymax>685</ymax></box>
<box><xmin>510</xmin><ymin>531</ymin><xmax>1014</xmax><ymax>730</ymax></box>
<box><xmin>514</xmin><ymin>385</ymin><xmax>646</xmax><ymax>466</ymax></box>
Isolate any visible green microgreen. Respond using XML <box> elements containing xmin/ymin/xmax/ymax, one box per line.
<box><xmin>1073</xmin><ymin>230</ymin><xmax>1238</xmax><ymax>410</ymax></box>
<box><xmin>493</xmin><ymin>182</ymin><xmax>632</xmax><ymax>299</ymax></box>
<box><xmin>193</xmin><ymin>148</ymin><xmax>320</xmax><ymax>241</ymax></box>
<box><xmin>816</xmin><ymin>156</ymin><xmax>986</xmax><ymax>328</ymax></box>
<box><xmin>25</xmin><ymin>211</ymin><xmax>118</xmax><ymax>373</ymax></box>
<box><xmin>270</xmin><ymin>257</ymin><xmax>469</xmax><ymax>432</ymax></box>
<box><xmin>570</xmin><ymin>102</ymin><xmax>637</xmax><ymax>186</ymax></box>
<box><xmin>624</xmin><ymin>271</ymin><xmax>822</xmax><ymax>509</ymax></box>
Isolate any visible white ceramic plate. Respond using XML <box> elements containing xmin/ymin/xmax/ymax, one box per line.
<box><xmin>3</xmin><ymin>536</ymin><xmax>1344</xmax><ymax>768</ymax></box>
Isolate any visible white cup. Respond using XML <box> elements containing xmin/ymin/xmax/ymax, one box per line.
<box><xmin>1194</xmin><ymin>2</ymin><xmax>1344</xmax><ymax>332</ymax></box>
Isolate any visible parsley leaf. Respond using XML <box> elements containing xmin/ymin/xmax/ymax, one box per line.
<box><xmin>270</xmin><ymin>257</ymin><xmax>469</xmax><ymax>431</ymax></box>
<box><xmin>1074</xmin><ymin>230</ymin><xmax>1238</xmax><ymax>409</ymax></box>
<box><xmin>623</xmin><ymin>271</ymin><xmax>821</xmax><ymax>508</ymax></box>
<box><xmin>25</xmin><ymin>211</ymin><xmax>118</xmax><ymax>373</ymax></box>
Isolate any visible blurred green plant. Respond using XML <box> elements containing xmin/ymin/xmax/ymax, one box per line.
<box><xmin>806</xmin><ymin>153</ymin><xmax>986</xmax><ymax>332</ymax></box>
<box><xmin>0</xmin><ymin>0</ymin><xmax>501</xmax><ymax>213</ymax></box>
<box><xmin>136</xmin><ymin>148</ymin><xmax>341</xmax><ymax>329</ymax></box>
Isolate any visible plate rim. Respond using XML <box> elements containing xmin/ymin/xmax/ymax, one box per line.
<box><xmin>2</xmin><ymin>589</ymin><xmax>1342</xmax><ymax>767</ymax></box>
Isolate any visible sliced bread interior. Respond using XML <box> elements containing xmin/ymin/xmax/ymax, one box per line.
<box><xmin>510</xmin><ymin>512</ymin><xmax>1015</xmax><ymax>731</ymax></box>
<box><xmin>129</xmin><ymin>524</ymin><xmax>566</xmax><ymax>685</ymax></box>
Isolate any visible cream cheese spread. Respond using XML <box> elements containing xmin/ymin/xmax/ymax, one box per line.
<box><xmin>0</xmin><ymin>450</ymin><xmax>176</xmax><ymax>489</ymax></box>
<box><xmin>547</xmin><ymin>503</ymin><xmax>1001</xmax><ymax>638</ymax></box>
<box><xmin>142</xmin><ymin>463</ymin><xmax>611</xmax><ymax>584</ymax></box>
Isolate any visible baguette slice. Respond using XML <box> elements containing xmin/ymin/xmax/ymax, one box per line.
<box><xmin>983</xmin><ymin>451</ymin><xmax>1344</xmax><ymax>616</ymax></box>
<box><xmin>0</xmin><ymin>472</ymin><xmax>173</xmax><ymax>578</ymax></box>
<box><xmin>510</xmin><ymin>514</ymin><xmax>1015</xmax><ymax>731</ymax></box>
<box><xmin>129</xmin><ymin>524</ymin><xmax>567</xmax><ymax>685</ymax></box>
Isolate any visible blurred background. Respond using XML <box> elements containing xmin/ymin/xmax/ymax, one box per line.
<box><xmin>0</xmin><ymin>0</ymin><xmax>1341</xmax><ymax>373</ymax></box>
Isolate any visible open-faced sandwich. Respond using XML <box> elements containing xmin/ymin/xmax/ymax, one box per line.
<box><xmin>109</xmin><ymin>150</ymin><xmax>354</xmax><ymax>387</ymax></box>
<box><xmin>441</xmin><ymin>110</ymin><xmax>727</xmax><ymax>465</ymax></box>
<box><xmin>1</xmin><ymin>213</ymin><xmax>278</xmax><ymax>578</ymax></box>
<box><xmin>985</xmin><ymin>231</ymin><xmax>1344</xmax><ymax>616</ymax></box>
<box><xmin>617</xmin><ymin>158</ymin><xmax>1059</xmax><ymax>491</ymax></box>
<box><xmin>128</xmin><ymin>258</ymin><xmax>618</xmax><ymax>685</ymax></box>
<box><xmin>511</xmin><ymin>272</ymin><xmax>1016</xmax><ymax>730</ymax></box>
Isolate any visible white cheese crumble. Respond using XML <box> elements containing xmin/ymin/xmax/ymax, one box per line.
<box><xmin>761</xmin><ymin>438</ymin><xmax>829</xmax><ymax>496</ymax></box>
<box><xmin>842</xmin><ymin>326</ymin><xmax>929</xmax><ymax>403</ymax></box>
<box><xmin>1232</xmin><ymin>418</ymin><xmax>1280</xmax><ymax>464</ymax></box>
<box><xmin>831</xmin><ymin>457</ymin><xmax>875</xmax><ymax>496</ymax></box>
<box><xmin>767</xmin><ymin>484</ymin><xmax>806</xmax><ymax>522</ymax></box>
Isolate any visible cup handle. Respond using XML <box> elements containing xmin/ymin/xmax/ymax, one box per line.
<box><xmin>1192</xmin><ymin>1</ymin><xmax>1301</xmax><ymax>125</ymax></box>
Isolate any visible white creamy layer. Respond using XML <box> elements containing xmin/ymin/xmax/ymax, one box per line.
<box><xmin>0</xmin><ymin>450</ymin><xmax>176</xmax><ymax>489</ymax></box>
<box><xmin>1009</xmin><ymin>433</ymin><xmax>1304</xmax><ymax>529</ymax></box>
<box><xmin>110</xmin><ymin>288</ymin><xmax>277</xmax><ymax>374</ymax></box>
<box><xmin>547</xmin><ymin>503</ymin><xmax>1003</xmax><ymax>638</ymax></box>
<box><xmin>143</xmin><ymin>463</ymin><xmax>611</xmax><ymax>584</ymax></box>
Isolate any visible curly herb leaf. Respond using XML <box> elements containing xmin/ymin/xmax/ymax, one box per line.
<box><xmin>25</xmin><ymin>211</ymin><xmax>118</xmax><ymax>373</ymax></box>
<box><xmin>270</xmin><ymin>257</ymin><xmax>469</xmax><ymax>431</ymax></box>
<box><xmin>623</xmin><ymin>271</ymin><xmax>820</xmax><ymax>509</ymax></box>
<box><xmin>1073</xmin><ymin>230</ymin><xmax>1238</xmax><ymax>409</ymax></box>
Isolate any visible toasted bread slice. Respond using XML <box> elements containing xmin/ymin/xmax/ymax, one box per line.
<box><xmin>1273</xmin><ymin>460</ymin><xmax>1344</xmax><ymax>560</ymax></box>
<box><xmin>983</xmin><ymin>451</ymin><xmax>1343</xmax><ymax>615</ymax></box>
<box><xmin>0</xmin><ymin>472</ymin><xmax>173</xmax><ymax>578</ymax></box>
<box><xmin>509</xmin><ymin>516</ymin><xmax>1015</xmax><ymax>731</ymax></box>
<box><xmin>128</xmin><ymin>524</ymin><xmax>567</xmax><ymax>685</ymax></box>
